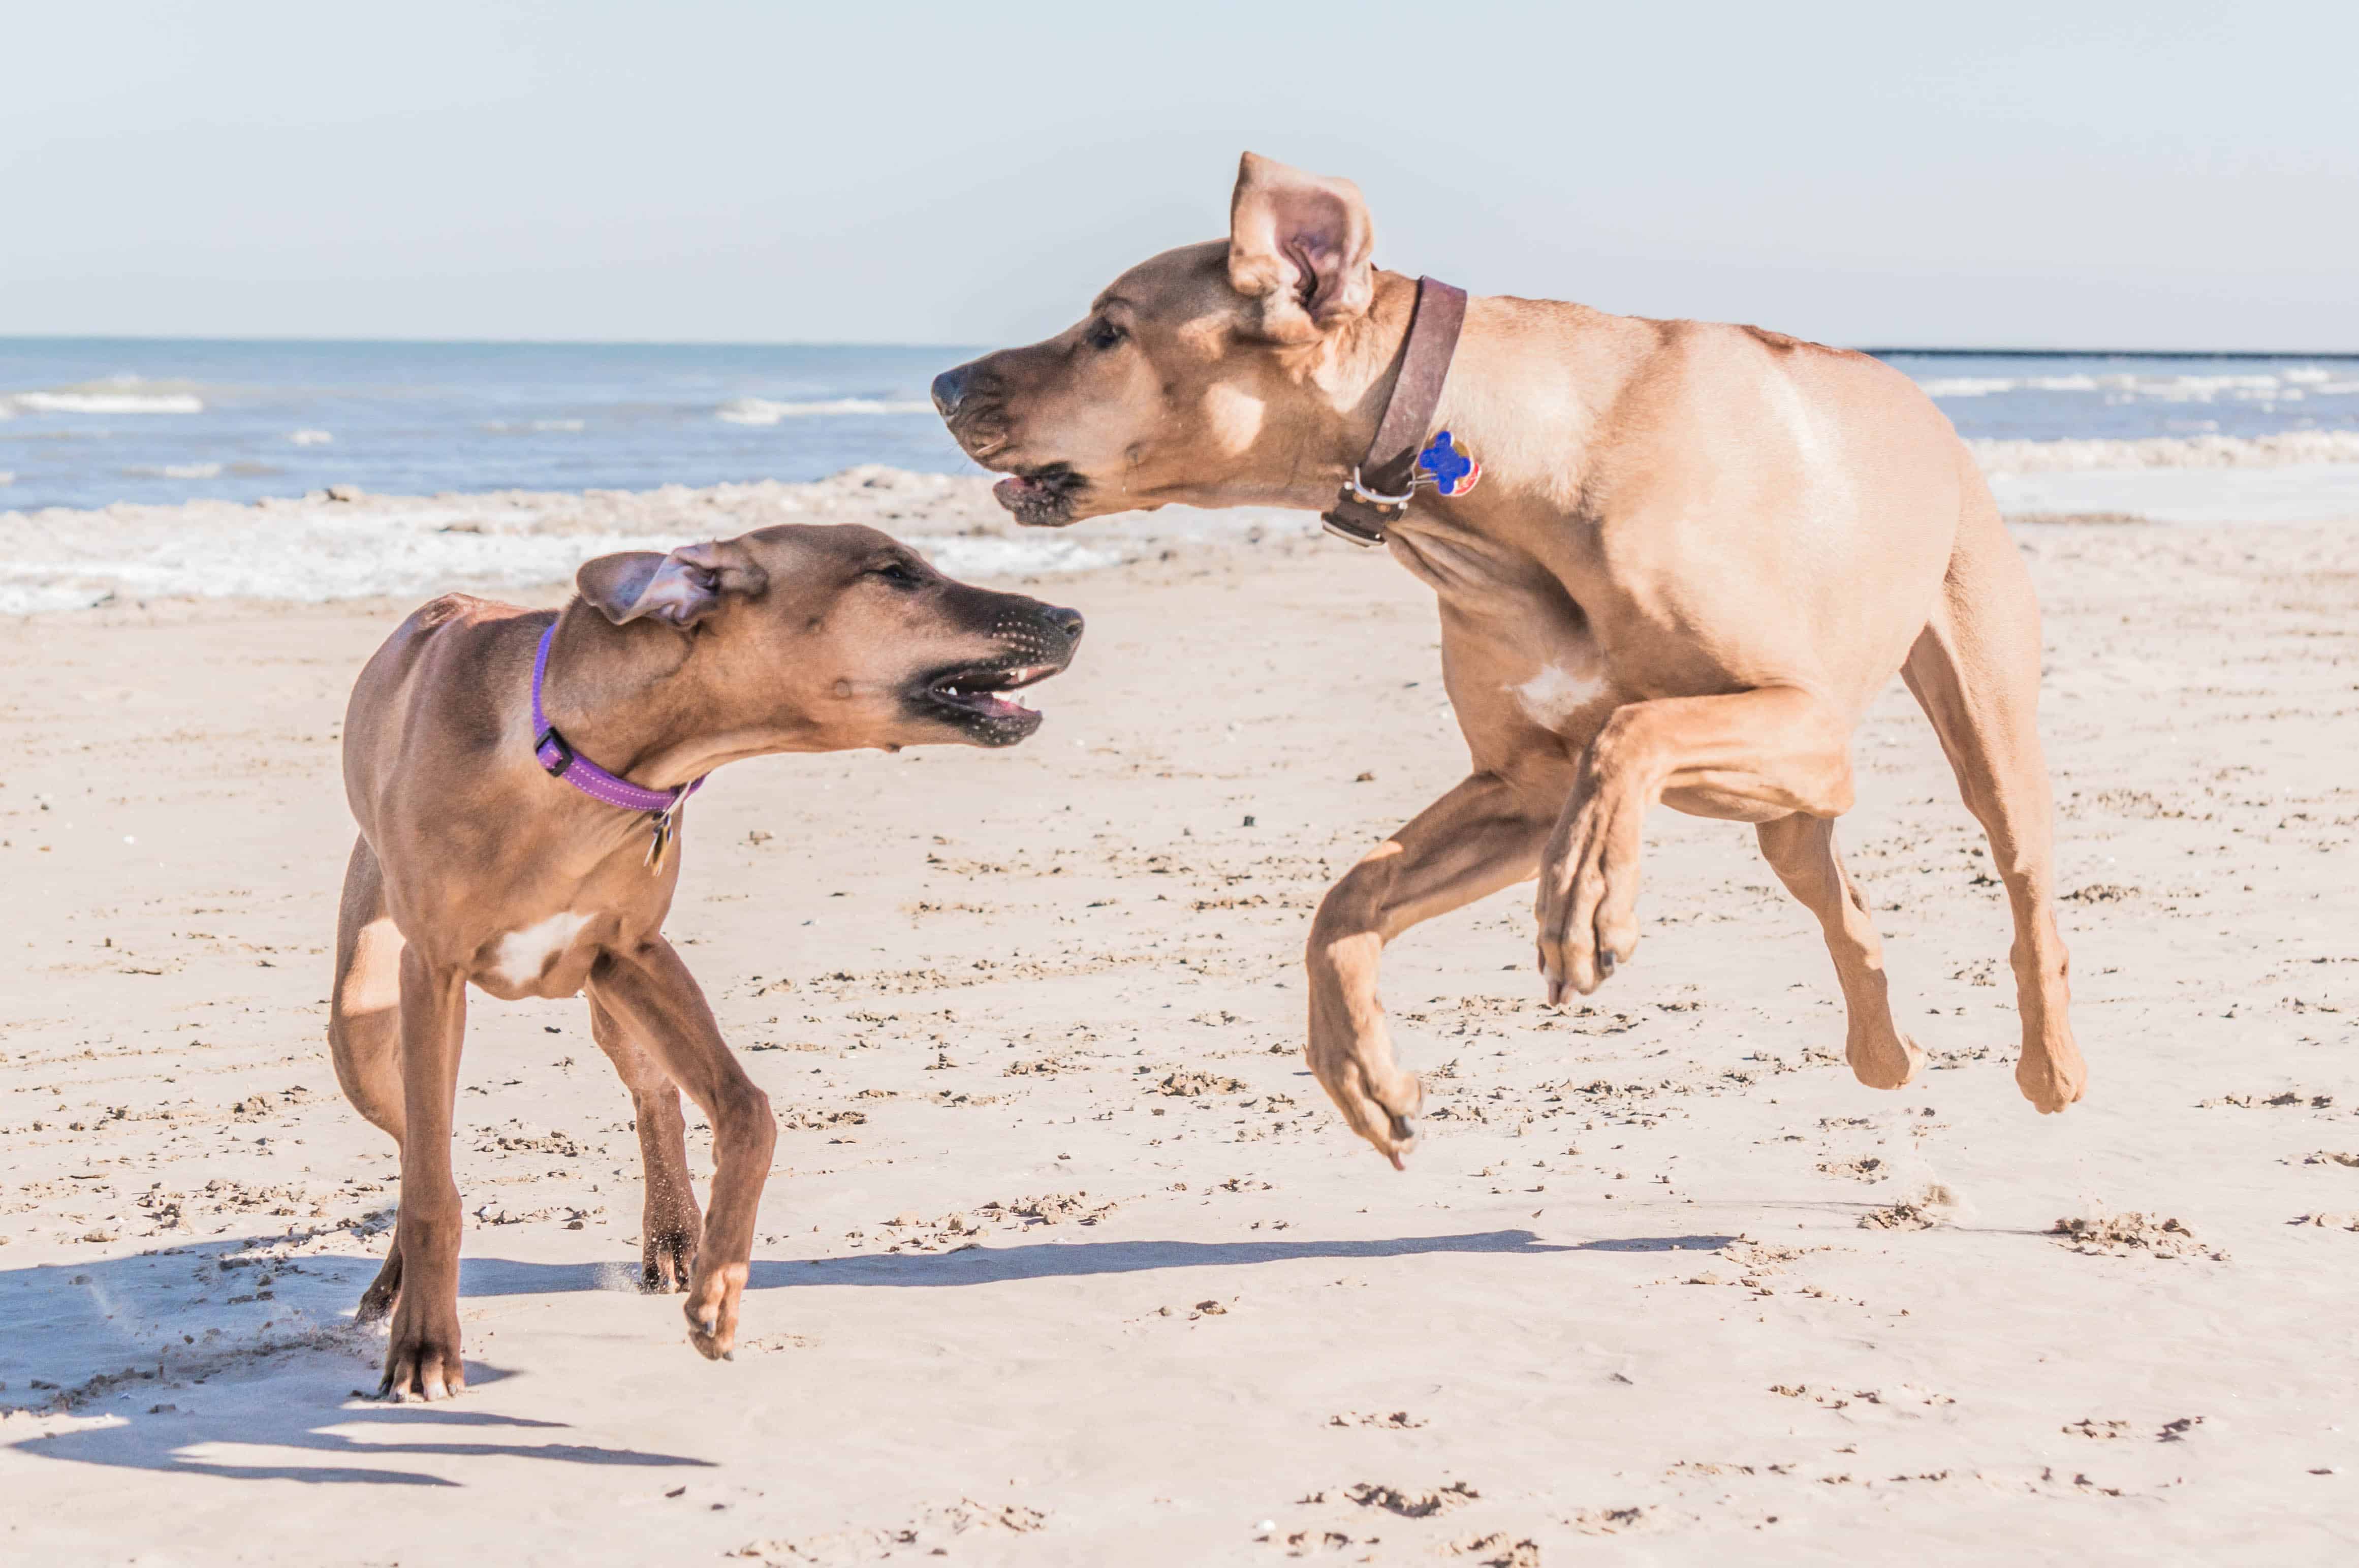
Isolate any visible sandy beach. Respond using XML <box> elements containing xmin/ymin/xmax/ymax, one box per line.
<box><xmin>3</xmin><ymin>494</ymin><xmax>2357</xmax><ymax>1563</ymax></box>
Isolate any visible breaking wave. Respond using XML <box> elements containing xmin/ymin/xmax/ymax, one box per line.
<box><xmin>121</xmin><ymin>462</ymin><xmax>224</xmax><ymax>480</ymax></box>
<box><xmin>1923</xmin><ymin>368</ymin><xmax>2359</xmax><ymax>402</ymax></box>
<box><xmin>11</xmin><ymin>390</ymin><xmax>206</xmax><ymax>415</ymax></box>
<box><xmin>1971</xmin><ymin>431</ymin><xmax>2359</xmax><ymax>472</ymax></box>
<box><xmin>0</xmin><ymin>468</ymin><xmax>1134</xmax><ymax>614</ymax></box>
<box><xmin>716</xmin><ymin>397</ymin><xmax>934</xmax><ymax>424</ymax></box>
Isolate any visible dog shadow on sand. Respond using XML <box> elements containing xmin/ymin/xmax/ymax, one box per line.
<box><xmin>2</xmin><ymin>1227</ymin><xmax>1729</xmax><ymax>1486</ymax></box>
<box><xmin>469</xmin><ymin>1225</ymin><xmax>1724</xmax><ymax>1296</ymax></box>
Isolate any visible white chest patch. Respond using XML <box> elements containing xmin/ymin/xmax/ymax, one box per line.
<box><xmin>1512</xmin><ymin>660</ymin><xmax>1611</xmax><ymax>731</ymax></box>
<box><xmin>492</xmin><ymin>911</ymin><xmax>591</xmax><ymax>989</ymax></box>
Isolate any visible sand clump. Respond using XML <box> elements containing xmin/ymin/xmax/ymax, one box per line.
<box><xmin>1153</xmin><ymin>1069</ymin><xmax>1248</xmax><ymax>1097</ymax></box>
<box><xmin>982</xmin><ymin>1192</ymin><xmax>1117</xmax><ymax>1227</ymax></box>
<box><xmin>1341</xmin><ymin>1480</ymin><xmax>1481</xmax><ymax>1518</ymax></box>
<box><xmin>2050</xmin><ymin>1213</ymin><xmax>2227</xmax><ymax>1261</ymax></box>
<box><xmin>1859</xmin><ymin>1184</ymin><xmax>1965</xmax><ymax>1231</ymax></box>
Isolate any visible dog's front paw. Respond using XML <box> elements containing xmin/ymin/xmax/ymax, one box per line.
<box><xmin>378</xmin><ymin>1296</ymin><xmax>465</xmax><ymax>1402</ymax></box>
<box><xmin>1534</xmin><ymin>789</ymin><xmax>1647</xmax><ymax>1002</ymax></box>
<box><xmin>1308</xmin><ymin>1044</ymin><xmax>1424</xmax><ymax>1171</ymax></box>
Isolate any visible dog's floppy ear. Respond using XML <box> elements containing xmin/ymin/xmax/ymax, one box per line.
<box><xmin>1227</xmin><ymin>151</ymin><xmax>1376</xmax><ymax>343</ymax></box>
<box><xmin>577</xmin><ymin>540</ymin><xmax>768</xmax><ymax>628</ymax></box>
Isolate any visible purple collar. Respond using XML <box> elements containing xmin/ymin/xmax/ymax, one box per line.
<box><xmin>532</xmin><ymin>624</ymin><xmax>703</xmax><ymax>859</ymax></box>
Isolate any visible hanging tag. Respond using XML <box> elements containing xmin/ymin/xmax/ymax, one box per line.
<box><xmin>1417</xmin><ymin>429</ymin><xmax>1481</xmax><ymax>497</ymax></box>
<box><xmin>646</xmin><ymin>795</ymin><xmax>686</xmax><ymax>871</ymax></box>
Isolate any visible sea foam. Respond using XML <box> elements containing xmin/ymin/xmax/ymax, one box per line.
<box><xmin>122</xmin><ymin>462</ymin><xmax>225</xmax><ymax>480</ymax></box>
<box><xmin>1922</xmin><ymin>368</ymin><xmax>2357</xmax><ymax>402</ymax></box>
<box><xmin>1970</xmin><ymin>431</ymin><xmax>2359</xmax><ymax>472</ymax></box>
<box><xmin>11</xmin><ymin>390</ymin><xmax>206</xmax><ymax>415</ymax></box>
<box><xmin>0</xmin><ymin>468</ymin><xmax>1136</xmax><ymax>614</ymax></box>
<box><xmin>716</xmin><ymin>397</ymin><xmax>935</xmax><ymax>424</ymax></box>
<box><xmin>7</xmin><ymin>443</ymin><xmax>2356</xmax><ymax>615</ymax></box>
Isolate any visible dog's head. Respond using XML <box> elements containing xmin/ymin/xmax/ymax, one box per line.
<box><xmin>576</xmin><ymin>524</ymin><xmax>1082</xmax><ymax>750</ymax></box>
<box><xmin>933</xmin><ymin>152</ymin><xmax>1391</xmax><ymax>527</ymax></box>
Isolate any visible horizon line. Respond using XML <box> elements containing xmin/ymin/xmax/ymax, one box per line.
<box><xmin>3</xmin><ymin>332</ymin><xmax>2357</xmax><ymax>360</ymax></box>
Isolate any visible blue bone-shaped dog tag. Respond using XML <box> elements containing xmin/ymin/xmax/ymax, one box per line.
<box><xmin>1417</xmin><ymin>430</ymin><xmax>1482</xmax><ymax>497</ymax></box>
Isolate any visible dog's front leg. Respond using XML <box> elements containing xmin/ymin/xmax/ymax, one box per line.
<box><xmin>381</xmin><ymin>948</ymin><xmax>470</xmax><ymax>1400</ymax></box>
<box><xmin>586</xmin><ymin>939</ymin><xmax>776</xmax><ymax>1360</ymax></box>
<box><xmin>1535</xmin><ymin>688</ymin><xmax>1855</xmax><ymax>1001</ymax></box>
<box><xmin>1309</xmin><ymin>771</ymin><xmax>1567</xmax><ymax>1167</ymax></box>
<box><xmin>588</xmin><ymin>996</ymin><xmax>702</xmax><ymax>1292</ymax></box>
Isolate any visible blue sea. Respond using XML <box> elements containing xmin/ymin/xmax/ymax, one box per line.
<box><xmin>4</xmin><ymin>338</ymin><xmax>2358</xmax><ymax>515</ymax></box>
<box><xmin>0</xmin><ymin>339</ymin><xmax>977</xmax><ymax>513</ymax></box>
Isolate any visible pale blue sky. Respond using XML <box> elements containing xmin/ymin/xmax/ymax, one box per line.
<box><xmin>5</xmin><ymin>1</ymin><xmax>2353</xmax><ymax>349</ymax></box>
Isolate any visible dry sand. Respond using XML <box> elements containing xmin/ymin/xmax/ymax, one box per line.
<box><xmin>3</xmin><ymin>506</ymin><xmax>2356</xmax><ymax>1563</ymax></box>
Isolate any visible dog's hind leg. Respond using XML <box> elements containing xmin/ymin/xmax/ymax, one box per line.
<box><xmin>587</xmin><ymin>992</ymin><xmax>702</xmax><ymax>1293</ymax></box>
<box><xmin>1901</xmin><ymin>465</ymin><xmax>2085</xmax><ymax>1113</ymax></box>
<box><xmin>1756</xmin><ymin>814</ymin><xmax>1922</xmax><ymax>1089</ymax></box>
<box><xmin>329</xmin><ymin>834</ymin><xmax>409</xmax><ymax>1321</ymax></box>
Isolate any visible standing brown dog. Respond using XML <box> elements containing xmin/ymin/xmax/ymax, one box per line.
<box><xmin>332</xmin><ymin>524</ymin><xmax>1081</xmax><ymax>1397</ymax></box>
<box><xmin>933</xmin><ymin>152</ymin><xmax>2085</xmax><ymax>1169</ymax></box>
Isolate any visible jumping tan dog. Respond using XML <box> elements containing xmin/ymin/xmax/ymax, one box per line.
<box><xmin>933</xmin><ymin>152</ymin><xmax>2085</xmax><ymax>1169</ymax></box>
<box><xmin>332</xmin><ymin>524</ymin><xmax>1081</xmax><ymax>1397</ymax></box>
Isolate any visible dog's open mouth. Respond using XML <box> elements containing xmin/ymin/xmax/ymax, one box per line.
<box><xmin>916</xmin><ymin>660</ymin><xmax>1064</xmax><ymax>742</ymax></box>
<box><xmin>990</xmin><ymin>463</ymin><xmax>1086</xmax><ymax>527</ymax></box>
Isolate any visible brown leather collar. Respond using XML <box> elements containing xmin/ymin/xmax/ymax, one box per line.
<box><xmin>1320</xmin><ymin>276</ymin><xmax>1468</xmax><ymax>547</ymax></box>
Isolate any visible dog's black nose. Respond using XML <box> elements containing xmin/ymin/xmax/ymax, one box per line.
<box><xmin>1044</xmin><ymin>606</ymin><xmax>1084</xmax><ymax>643</ymax></box>
<box><xmin>930</xmin><ymin>364</ymin><xmax>971</xmax><ymax>419</ymax></box>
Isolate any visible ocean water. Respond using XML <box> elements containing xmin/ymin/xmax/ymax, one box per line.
<box><xmin>0</xmin><ymin>338</ymin><xmax>975</xmax><ymax>512</ymax></box>
<box><xmin>6</xmin><ymin>339</ymin><xmax>2358</xmax><ymax>516</ymax></box>
<box><xmin>1874</xmin><ymin>351</ymin><xmax>2359</xmax><ymax>444</ymax></box>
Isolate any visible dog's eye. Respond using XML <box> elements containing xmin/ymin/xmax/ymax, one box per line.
<box><xmin>1086</xmin><ymin>319</ymin><xmax>1125</xmax><ymax>352</ymax></box>
<box><xmin>870</xmin><ymin>560</ymin><xmax>922</xmax><ymax>587</ymax></box>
